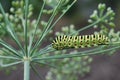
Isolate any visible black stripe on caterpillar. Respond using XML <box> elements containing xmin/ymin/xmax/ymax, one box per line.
<box><xmin>52</xmin><ymin>34</ymin><xmax>109</xmax><ymax>50</ymax></box>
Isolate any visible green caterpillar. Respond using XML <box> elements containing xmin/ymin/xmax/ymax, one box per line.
<box><xmin>52</xmin><ymin>34</ymin><xmax>109</xmax><ymax>50</ymax></box>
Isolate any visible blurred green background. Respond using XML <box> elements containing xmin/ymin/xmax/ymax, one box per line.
<box><xmin>0</xmin><ymin>0</ymin><xmax>120</xmax><ymax>80</ymax></box>
<box><xmin>1</xmin><ymin>0</ymin><xmax>120</xmax><ymax>29</ymax></box>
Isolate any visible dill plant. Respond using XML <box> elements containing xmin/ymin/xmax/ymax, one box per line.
<box><xmin>0</xmin><ymin>0</ymin><xmax>119</xmax><ymax>80</ymax></box>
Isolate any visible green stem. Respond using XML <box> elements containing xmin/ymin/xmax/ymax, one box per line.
<box><xmin>70</xmin><ymin>11</ymin><xmax>111</xmax><ymax>35</ymax></box>
<box><xmin>34</xmin><ymin>61</ymin><xmax>57</xmax><ymax>68</ymax></box>
<box><xmin>0</xmin><ymin>3</ymin><xmax>25</xmax><ymax>55</ymax></box>
<box><xmin>46</xmin><ymin>0</ymin><xmax>77</xmax><ymax>35</ymax></box>
<box><xmin>25</xmin><ymin>0</ymin><xmax>29</xmax><ymax>56</ymax></box>
<box><xmin>0</xmin><ymin>55</ymin><xmax>20</xmax><ymax>60</ymax></box>
<box><xmin>31</xmin><ymin>0</ymin><xmax>62</xmax><ymax>54</ymax></box>
<box><xmin>33</xmin><ymin>46</ymin><xmax>120</xmax><ymax>61</ymax></box>
<box><xmin>30</xmin><ymin>1</ymin><xmax>61</xmax><ymax>57</ymax></box>
<box><xmin>24</xmin><ymin>61</ymin><xmax>30</xmax><ymax>80</ymax></box>
<box><xmin>0</xmin><ymin>61</ymin><xmax>22</xmax><ymax>67</ymax></box>
<box><xmin>70</xmin><ymin>19</ymin><xmax>100</xmax><ymax>35</ymax></box>
<box><xmin>30</xmin><ymin>64</ymin><xmax>44</xmax><ymax>80</ymax></box>
<box><xmin>32</xmin><ymin>44</ymin><xmax>55</xmax><ymax>58</ymax></box>
<box><xmin>0</xmin><ymin>40</ymin><xmax>22</xmax><ymax>58</ymax></box>
<box><xmin>31</xmin><ymin>0</ymin><xmax>46</xmax><ymax>46</ymax></box>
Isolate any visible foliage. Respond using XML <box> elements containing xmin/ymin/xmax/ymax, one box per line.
<box><xmin>0</xmin><ymin>0</ymin><xmax>41</xmax><ymax>40</ymax></box>
<box><xmin>0</xmin><ymin>0</ymin><xmax>119</xmax><ymax>80</ymax></box>
<box><xmin>46</xmin><ymin>50</ymin><xmax>92</xmax><ymax>80</ymax></box>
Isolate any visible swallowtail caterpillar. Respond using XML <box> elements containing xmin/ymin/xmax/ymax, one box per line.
<box><xmin>52</xmin><ymin>34</ymin><xmax>109</xmax><ymax>50</ymax></box>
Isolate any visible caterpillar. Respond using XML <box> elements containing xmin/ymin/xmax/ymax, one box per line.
<box><xmin>52</xmin><ymin>34</ymin><xmax>109</xmax><ymax>50</ymax></box>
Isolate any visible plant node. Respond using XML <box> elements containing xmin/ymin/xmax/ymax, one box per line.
<box><xmin>23</xmin><ymin>56</ymin><xmax>32</xmax><ymax>61</ymax></box>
